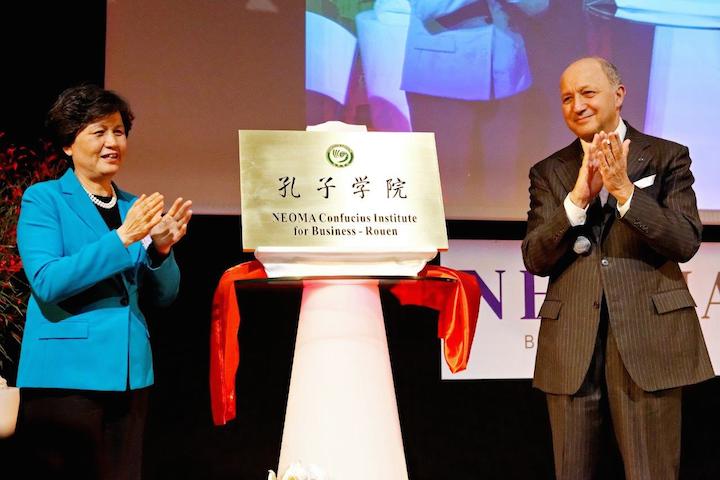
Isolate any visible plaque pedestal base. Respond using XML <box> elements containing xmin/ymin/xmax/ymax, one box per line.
<box><xmin>278</xmin><ymin>280</ymin><xmax>408</xmax><ymax>480</ymax></box>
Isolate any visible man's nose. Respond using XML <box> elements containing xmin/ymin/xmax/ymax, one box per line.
<box><xmin>572</xmin><ymin>95</ymin><xmax>586</xmax><ymax>113</ymax></box>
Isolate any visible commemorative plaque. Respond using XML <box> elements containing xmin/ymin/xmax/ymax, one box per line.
<box><xmin>239</xmin><ymin>130</ymin><xmax>448</xmax><ymax>252</ymax></box>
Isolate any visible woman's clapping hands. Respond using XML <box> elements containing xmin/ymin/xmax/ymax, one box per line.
<box><xmin>117</xmin><ymin>193</ymin><xmax>164</xmax><ymax>247</ymax></box>
<box><xmin>150</xmin><ymin>197</ymin><xmax>193</xmax><ymax>255</ymax></box>
<box><xmin>116</xmin><ymin>194</ymin><xmax>192</xmax><ymax>254</ymax></box>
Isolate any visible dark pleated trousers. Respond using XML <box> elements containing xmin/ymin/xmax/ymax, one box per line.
<box><xmin>546</xmin><ymin>304</ymin><xmax>681</xmax><ymax>480</ymax></box>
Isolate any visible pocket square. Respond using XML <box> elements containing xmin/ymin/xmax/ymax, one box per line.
<box><xmin>633</xmin><ymin>174</ymin><xmax>656</xmax><ymax>189</ymax></box>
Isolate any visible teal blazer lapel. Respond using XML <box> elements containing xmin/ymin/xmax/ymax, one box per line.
<box><xmin>59</xmin><ymin>169</ymin><xmax>109</xmax><ymax>237</ymax></box>
<box><xmin>116</xmin><ymin>188</ymin><xmax>144</xmax><ymax>264</ymax></box>
<box><xmin>59</xmin><ymin>170</ymin><xmax>144</xmax><ymax>268</ymax></box>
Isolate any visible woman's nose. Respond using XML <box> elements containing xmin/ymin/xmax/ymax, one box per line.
<box><xmin>104</xmin><ymin>131</ymin><xmax>118</xmax><ymax>146</ymax></box>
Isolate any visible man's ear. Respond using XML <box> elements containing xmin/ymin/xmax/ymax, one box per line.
<box><xmin>615</xmin><ymin>84</ymin><xmax>626</xmax><ymax>110</ymax></box>
<box><xmin>63</xmin><ymin>146</ymin><xmax>72</xmax><ymax>157</ymax></box>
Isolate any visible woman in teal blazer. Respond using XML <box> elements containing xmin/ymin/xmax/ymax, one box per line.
<box><xmin>16</xmin><ymin>85</ymin><xmax>192</xmax><ymax>478</ymax></box>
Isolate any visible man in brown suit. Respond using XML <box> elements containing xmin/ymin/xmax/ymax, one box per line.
<box><xmin>522</xmin><ymin>57</ymin><xmax>714</xmax><ymax>479</ymax></box>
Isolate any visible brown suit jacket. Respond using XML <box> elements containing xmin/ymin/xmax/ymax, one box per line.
<box><xmin>522</xmin><ymin>123</ymin><xmax>714</xmax><ymax>394</ymax></box>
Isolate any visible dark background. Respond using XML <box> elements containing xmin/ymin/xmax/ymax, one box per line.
<box><xmin>1</xmin><ymin>2</ymin><xmax>719</xmax><ymax>479</ymax></box>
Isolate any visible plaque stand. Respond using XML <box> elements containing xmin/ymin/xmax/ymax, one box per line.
<box><xmin>278</xmin><ymin>280</ymin><xmax>408</xmax><ymax>480</ymax></box>
<box><xmin>239</xmin><ymin>122</ymin><xmax>447</xmax><ymax>479</ymax></box>
<box><xmin>210</xmin><ymin>263</ymin><xmax>476</xmax><ymax>478</ymax></box>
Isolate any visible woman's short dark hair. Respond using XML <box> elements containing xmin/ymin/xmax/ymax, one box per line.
<box><xmin>46</xmin><ymin>84</ymin><xmax>135</xmax><ymax>148</ymax></box>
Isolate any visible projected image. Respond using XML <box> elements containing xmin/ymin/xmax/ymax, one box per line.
<box><xmin>589</xmin><ymin>1</ymin><xmax>720</xmax><ymax>28</ymax></box>
<box><xmin>306</xmin><ymin>0</ymin><xmax>720</xmax><ymax>221</ymax></box>
<box><xmin>306</xmin><ymin>0</ymin><xmax>550</xmax><ymax>213</ymax></box>
<box><xmin>586</xmin><ymin>0</ymin><xmax>720</xmax><ymax>216</ymax></box>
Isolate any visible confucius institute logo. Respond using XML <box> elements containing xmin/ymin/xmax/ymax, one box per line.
<box><xmin>326</xmin><ymin>144</ymin><xmax>354</xmax><ymax>168</ymax></box>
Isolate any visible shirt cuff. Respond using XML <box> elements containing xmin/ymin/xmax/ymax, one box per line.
<box><xmin>617</xmin><ymin>188</ymin><xmax>634</xmax><ymax>218</ymax></box>
<box><xmin>564</xmin><ymin>194</ymin><xmax>588</xmax><ymax>226</ymax></box>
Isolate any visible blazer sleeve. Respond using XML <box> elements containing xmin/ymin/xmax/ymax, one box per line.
<box><xmin>620</xmin><ymin>145</ymin><xmax>702</xmax><ymax>263</ymax></box>
<box><xmin>17</xmin><ymin>184</ymin><xmax>136</xmax><ymax>304</ymax></box>
<box><xmin>141</xmin><ymin>249</ymin><xmax>180</xmax><ymax>307</ymax></box>
<box><xmin>521</xmin><ymin>163</ymin><xmax>576</xmax><ymax>277</ymax></box>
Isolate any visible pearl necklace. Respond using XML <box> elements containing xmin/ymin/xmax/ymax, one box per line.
<box><xmin>82</xmin><ymin>183</ymin><xmax>117</xmax><ymax>209</ymax></box>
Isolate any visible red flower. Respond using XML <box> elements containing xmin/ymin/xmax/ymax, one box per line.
<box><xmin>1</xmin><ymin>131</ymin><xmax>67</xmax><ymax>370</ymax></box>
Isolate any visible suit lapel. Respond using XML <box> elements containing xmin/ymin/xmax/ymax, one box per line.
<box><xmin>116</xmin><ymin>183</ymin><xmax>130</xmax><ymax>220</ymax></box>
<box><xmin>59</xmin><ymin>169</ymin><xmax>109</xmax><ymax>237</ymax></box>
<box><xmin>624</xmin><ymin>124</ymin><xmax>652</xmax><ymax>183</ymax></box>
<box><xmin>555</xmin><ymin>139</ymin><xmax>583</xmax><ymax>196</ymax></box>
<box><xmin>116</xmin><ymin>187</ymin><xmax>143</xmax><ymax>264</ymax></box>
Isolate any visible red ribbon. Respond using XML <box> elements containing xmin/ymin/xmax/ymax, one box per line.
<box><xmin>209</xmin><ymin>261</ymin><xmax>480</xmax><ymax>425</ymax></box>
